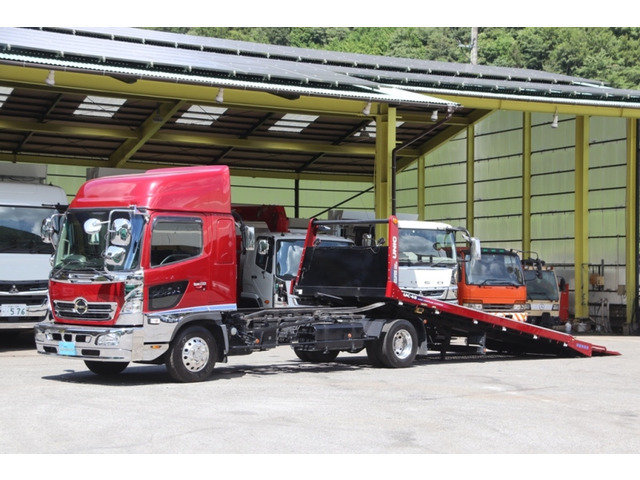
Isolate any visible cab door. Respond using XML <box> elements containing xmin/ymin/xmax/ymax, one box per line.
<box><xmin>144</xmin><ymin>215</ymin><xmax>213</xmax><ymax>313</ymax></box>
<box><xmin>241</xmin><ymin>235</ymin><xmax>275</xmax><ymax>307</ymax></box>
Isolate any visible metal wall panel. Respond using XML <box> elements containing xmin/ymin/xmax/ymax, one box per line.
<box><xmin>412</xmin><ymin>110</ymin><xmax>632</xmax><ymax>320</ymax></box>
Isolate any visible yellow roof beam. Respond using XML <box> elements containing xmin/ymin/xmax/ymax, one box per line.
<box><xmin>435</xmin><ymin>93</ymin><xmax>640</xmax><ymax>119</ymax></box>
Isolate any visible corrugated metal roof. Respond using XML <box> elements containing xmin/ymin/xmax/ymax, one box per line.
<box><xmin>0</xmin><ymin>27</ymin><xmax>639</xmax><ymax>179</ymax></box>
<box><xmin>3</xmin><ymin>27</ymin><xmax>639</xmax><ymax>106</ymax></box>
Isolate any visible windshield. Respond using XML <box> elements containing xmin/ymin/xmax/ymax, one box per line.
<box><xmin>524</xmin><ymin>270</ymin><xmax>559</xmax><ymax>301</ymax></box>
<box><xmin>465</xmin><ymin>252</ymin><xmax>524</xmax><ymax>286</ymax></box>
<box><xmin>398</xmin><ymin>227</ymin><xmax>456</xmax><ymax>266</ymax></box>
<box><xmin>275</xmin><ymin>238</ymin><xmax>350</xmax><ymax>279</ymax></box>
<box><xmin>53</xmin><ymin>209</ymin><xmax>144</xmax><ymax>272</ymax></box>
<box><xmin>0</xmin><ymin>205</ymin><xmax>57</xmax><ymax>254</ymax></box>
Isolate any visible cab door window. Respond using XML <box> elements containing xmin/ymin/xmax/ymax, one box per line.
<box><xmin>150</xmin><ymin>217</ymin><xmax>203</xmax><ymax>267</ymax></box>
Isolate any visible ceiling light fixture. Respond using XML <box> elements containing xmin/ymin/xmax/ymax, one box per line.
<box><xmin>431</xmin><ymin>110</ymin><xmax>438</xmax><ymax>122</ymax></box>
<box><xmin>551</xmin><ymin>111</ymin><xmax>559</xmax><ymax>128</ymax></box>
<box><xmin>215</xmin><ymin>88</ymin><xmax>224</xmax><ymax>103</ymax></box>
<box><xmin>362</xmin><ymin>102</ymin><xmax>371</xmax><ymax>116</ymax></box>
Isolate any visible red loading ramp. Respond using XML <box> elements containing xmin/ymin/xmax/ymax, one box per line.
<box><xmin>398</xmin><ymin>291</ymin><xmax>621</xmax><ymax>357</ymax></box>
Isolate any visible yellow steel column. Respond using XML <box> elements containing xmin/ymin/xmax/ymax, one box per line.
<box><xmin>466</xmin><ymin>124</ymin><xmax>475</xmax><ymax>235</ymax></box>
<box><xmin>574</xmin><ymin>116</ymin><xmax>590</xmax><ymax>320</ymax></box>
<box><xmin>417</xmin><ymin>154</ymin><xmax>426</xmax><ymax>221</ymax></box>
<box><xmin>374</xmin><ymin>105</ymin><xmax>396</xmax><ymax>237</ymax></box>
<box><xmin>522</xmin><ymin>113</ymin><xmax>532</xmax><ymax>252</ymax></box>
<box><xmin>625</xmin><ymin>118</ymin><xmax>638</xmax><ymax>331</ymax></box>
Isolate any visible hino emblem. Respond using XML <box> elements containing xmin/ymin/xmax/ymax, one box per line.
<box><xmin>73</xmin><ymin>298</ymin><xmax>89</xmax><ymax>315</ymax></box>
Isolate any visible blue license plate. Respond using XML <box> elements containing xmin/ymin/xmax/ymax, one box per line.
<box><xmin>58</xmin><ymin>341</ymin><xmax>76</xmax><ymax>356</ymax></box>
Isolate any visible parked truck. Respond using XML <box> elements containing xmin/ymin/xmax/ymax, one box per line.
<box><xmin>457</xmin><ymin>247</ymin><xmax>528</xmax><ymax>322</ymax></box>
<box><xmin>232</xmin><ymin>204</ymin><xmax>353</xmax><ymax>309</ymax></box>
<box><xmin>522</xmin><ymin>254</ymin><xmax>565</xmax><ymax>327</ymax></box>
<box><xmin>34</xmin><ymin>166</ymin><xmax>618</xmax><ymax>382</ymax></box>
<box><xmin>328</xmin><ymin>210</ymin><xmax>470</xmax><ymax>302</ymax></box>
<box><xmin>0</xmin><ymin>164</ymin><xmax>68</xmax><ymax>333</ymax></box>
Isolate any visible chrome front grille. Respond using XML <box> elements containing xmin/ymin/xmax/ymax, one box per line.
<box><xmin>53</xmin><ymin>299</ymin><xmax>117</xmax><ymax>321</ymax></box>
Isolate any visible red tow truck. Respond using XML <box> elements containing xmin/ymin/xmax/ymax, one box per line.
<box><xmin>35</xmin><ymin>166</ymin><xmax>619</xmax><ymax>382</ymax></box>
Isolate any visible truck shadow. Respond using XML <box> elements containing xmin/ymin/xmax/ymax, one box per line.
<box><xmin>0</xmin><ymin>330</ymin><xmax>36</xmax><ymax>352</ymax></box>
<box><xmin>41</xmin><ymin>351</ymin><xmax>534</xmax><ymax>386</ymax></box>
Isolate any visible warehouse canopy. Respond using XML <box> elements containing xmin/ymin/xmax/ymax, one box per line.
<box><xmin>1</xmin><ymin>27</ymin><xmax>640</xmax><ymax>180</ymax></box>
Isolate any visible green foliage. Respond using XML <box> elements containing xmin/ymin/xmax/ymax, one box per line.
<box><xmin>151</xmin><ymin>27</ymin><xmax>640</xmax><ymax>89</ymax></box>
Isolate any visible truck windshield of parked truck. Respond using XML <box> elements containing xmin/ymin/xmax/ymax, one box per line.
<box><xmin>257</xmin><ymin>237</ymin><xmax>352</xmax><ymax>280</ymax></box>
<box><xmin>465</xmin><ymin>250</ymin><xmax>524</xmax><ymax>286</ymax></box>
<box><xmin>398</xmin><ymin>227</ymin><xmax>457</xmax><ymax>266</ymax></box>
<box><xmin>0</xmin><ymin>205</ymin><xmax>57</xmax><ymax>255</ymax></box>
<box><xmin>51</xmin><ymin>209</ymin><xmax>144</xmax><ymax>272</ymax></box>
<box><xmin>524</xmin><ymin>269</ymin><xmax>560</xmax><ymax>302</ymax></box>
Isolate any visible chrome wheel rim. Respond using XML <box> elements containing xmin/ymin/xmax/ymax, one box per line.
<box><xmin>182</xmin><ymin>336</ymin><xmax>210</xmax><ymax>372</ymax></box>
<box><xmin>392</xmin><ymin>329</ymin><xmax>413</xmax><ymax>360</ymax></box>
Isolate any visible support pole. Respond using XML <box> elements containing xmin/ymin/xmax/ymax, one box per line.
<box><xmin>466</xmin><ymin>124</ymin><xmax>475</xmax><ymax>236</ymax></box>
<box><xmin>522</xmin><ymin>112</ymin><xmax>532</xmax><ymax>253</ymax></box>
<box><xmin>374</xmin><ymin>105</ymin><xmax>395</xmax><ymax>238</ymax></box>
<box><xmin>625</xmin><ymin>118</ymin><xmax>638</xmax><ymax>332</ymax></box>
<box><xmin>574</xmin><ymin>116</ymin><xmax>590</xmax><ymax>320</ymax></box>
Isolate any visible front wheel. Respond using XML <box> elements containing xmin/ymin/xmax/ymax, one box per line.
<box><xmin>165</xmin><ymin>326</ymin><xmax>217</xmax><ymax>383</ymax></box>
<box><xmin>378</xmin><ymin>319</ymin><xmax>418</xmax><ymax>368</ymax></box>
<box><xmin>84</xmin><ymin>360</ymin><xmax>129</xmax><ymax>376</ymax></box>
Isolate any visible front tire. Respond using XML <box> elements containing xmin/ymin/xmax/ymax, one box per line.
<box><xmin>165</xmin><ymin>326</ymin><xmax>217</xmax><ymax>383</ymax></box>
<box><xmin>378</xmin><ymin>319</ymin><xmax>418</xmax><ymax>368</ymax></box>
<box><xmin>84</xmin><ymin>360</ymin><xmax>129</xmax><ymax>376</ymax></box>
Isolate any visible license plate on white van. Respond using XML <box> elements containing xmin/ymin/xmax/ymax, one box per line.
<box><xmin>1</xmin><ymin>304</ymin><xmax>28</xmax><ymax>316</ymax></box>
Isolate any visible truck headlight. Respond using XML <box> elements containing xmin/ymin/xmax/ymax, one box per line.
<box><xmin>464</xmin><ymin>303</ymin><xmax>483</xmax><ymax>310</ymax></box>
<box><xmin>552</xmin><ymin>304</ymin><xmax>560</xmax><ymax>311</ymax></box>
<box><xmin>96</xmin><ymin>332</ymin><xmax>121</xmax><ymax>346</ymax></box>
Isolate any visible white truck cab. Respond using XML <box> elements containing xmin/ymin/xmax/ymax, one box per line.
<box><xmin>329</xmin><ymin>211</ymin><xmax>472</xmax><ymax>302</ymax></box>
<box><xmin>0</xmin><ymin>164</ymin><xmax>68</xmax><ymax>332</ymax></box>
<box><xmin>240</xmin><ymin>228</ymin><xmax>353</xmax><ymax>308</ymax></box>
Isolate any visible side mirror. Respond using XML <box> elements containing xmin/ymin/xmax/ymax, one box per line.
<box><xmin>257</xmin><ymin>238</ymin><xmax>269</xmax><ymax>255</ymax></box>
<box><xmin>110</xmin><ymin>218</ymin><xmax>131</xmax><ymax>247</ymax></box>
<box><xmin>469</xmin><ymin>237</ymin><xmax>481</xmax><ymax>260</ymax></box>
<box><xmin>244</xmin><ymin>226</ymin><xmax>256</xmax><ymax>252</ymax></box>
<box><xmin>41</xmin><ymin>214</ymin><xmax>63</xmax><ymax>247</ymax></box>
<box><xmin>84</xmin><ymin>218</ymin><xmax>104</xmax><ymax>235</ymax></box>
<box><xmin>104</xmin><ymin>245</ymin><xmax>126</xmax><ymax>266</ymax></box>
<box><xmin>41</xmin><ymin>217</ymin><xmax>55</xmax><ymax>244</ymax></box>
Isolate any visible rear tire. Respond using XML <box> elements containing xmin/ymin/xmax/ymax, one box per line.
<box><xmin>366</xmin><ymin>341</ymin><xmax>385</xmax><ymax>367</ymax></box>
<box><xmin>84</xmin><ymin>360</ymin><xmax>129</xmax><ymax>376</ymax></box>
<box><xmin>165</xmin><ymin>326</ymin><xmax>217</xmax><ymax>383</ymax></box>
<box><xmin>378</xmin><ymin>319</ymin><xmax>418</xmax><ymax>368</ymax></box>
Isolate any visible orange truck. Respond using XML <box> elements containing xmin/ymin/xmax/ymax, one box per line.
<box><xmin>457</xmin><ymin>247</ymin><xmax>528</xmax><ymax>321</ymax></box>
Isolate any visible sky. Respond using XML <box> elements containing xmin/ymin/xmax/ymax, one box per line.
<box><xmin>3</xmin><ymin>1</ymin><xmax>638</xmax><ymax>28</ymax></box>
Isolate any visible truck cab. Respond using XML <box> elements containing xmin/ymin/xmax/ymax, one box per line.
<box><xmin>240</xmin><ymin>229</ymin><xmax>353</xmax><ymax>308</ymax></box>
<box><xmin>1</xmin><ymin>165</ymin><xmax>68</xmax><ymax>332</ymax></box>
<box><xmin>458</xmin><ymin>247</ymin><xmax>528</xmax><ymax>321</ymax></box>
<box><xmin>327</xmin><ymin>211</ymin><xmax>473</xmax><ymax>302</ymax></box>
<box><xmin>396</xmin><ymin>220</ymin><xmax>463</xmax><ymax>301</ymax></box>
<box><xmin>232</xmin><ymin>205</ymin><xmax>353</xmax><ymax>308</ymax></box>
<box><xmin>522</xmin><ymin>256</ymin><xmax>564</xmax><ymax>327</ymax></box>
